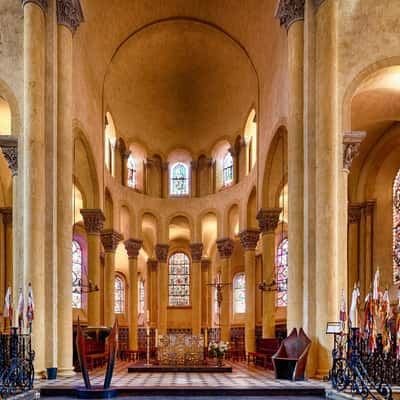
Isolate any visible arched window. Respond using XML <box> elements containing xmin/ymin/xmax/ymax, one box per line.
<box><xmin>139</xmin><ymin>279</ymin><xmax>145</xmax><ymax>314</ymax></box>
<box><xmin>170</xmin><ymin>162</ymin><xmax>189</xmax><ymax>196</ymax></box>
<box><xmin>168</xmin><ymin>252</ymin><xmax>190</xmax><ymax>306</ymax></box>
<box><xmin>223</xmin><ymin>152</ymin><xmax>234</xmax><ymax>186</ymax></box>
<box><xmin>276</xmin><ymin>238</ymin><xmax>288</xmax><ymax>307</ymax></box>
<box><xmin>72</xmin><ymin>240</ymin><xmax>83</xmax><ymax>309</ymax></box>
<box><xmin>114</xmin><ymin>276</ymin><xmax>125</xmax><ymax>313</ymax></box>
<box><xmin>393</xmin><ymin>170</ymin><xmax>400</xmax><ymax>283</ymax></box>
<box><xmin>127</xmin><ymin>154</ymin><xmax>137</xmax><ymax>188</ymax></box>
<box><xmin>233</xmin><ymin>273</ymin><xmax>246</xmax><ymax>313</ymax></box>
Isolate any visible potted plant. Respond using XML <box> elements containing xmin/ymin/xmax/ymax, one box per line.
<box><xmin>208</xmin><ymin>341</ymin><xmax>229</xmax><ymax>367</ymax></box>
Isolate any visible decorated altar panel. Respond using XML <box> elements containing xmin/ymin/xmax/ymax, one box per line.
<box><xmin>158</xmin><ymin>334</ymin><xmax>204</xmax><ymax>365</ymax></box>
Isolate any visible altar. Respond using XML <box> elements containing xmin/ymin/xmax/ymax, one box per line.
<box><xmin>128</xmin><ymin>333</ymin><xmax>232</xmax><ymax>373</ymax></box>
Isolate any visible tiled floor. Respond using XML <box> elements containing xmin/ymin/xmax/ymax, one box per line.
<box><xmin>37</xmin><ymin>361</ymin><xmax>328</xmax><ymax>389</ymax></box>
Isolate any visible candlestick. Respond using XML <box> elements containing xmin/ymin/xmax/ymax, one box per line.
<box><xmin>146</xmin><ymin>309</ymin><xmax>150</xmax><ymax>322</ymax></box>
<box><xmin>204</xmin><ymin>328</ymin><xmax>208</xmax><ymax>347</ymax></box>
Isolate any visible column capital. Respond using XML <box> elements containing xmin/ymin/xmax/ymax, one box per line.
<box><xmin>201</xmin><ymin>258</ymin><xmax>211</xmax><ymax>269</ymax></box>
<box><xmin>147</xmin><ymin>258</ymin><xmax>158</xmax><ymax>270</ymax></box>
<box><xmin>275</xmin><ymin>0</ymin><xmax>305</xmax><ymax>31</ymax></box>
<box><xmin>190</xmin><ymin>160</ymin><xmax>198</xmax><ymax>170</ymax></box>
<box><xmin>161</xmin><ymin>162</ymin><xmax>169</xmax><ymax>171</ymax></box>
<box><xmin>0</xmin><ymin>136</ymin><xmax>18</xmax><ymax>177</ymax></box>
<box><xmin>0</xmin><ymin>207</ymin><xmax>12</xmax><ymax>225</ymax></box>
<box><xmin>314</xmin><ymin>0</ymin><xmax>326</xmax><ymax>8</ymax></box>
<box><xmin>189</xmin><ymin>243</ymin><xmax>203</xmax><ymax>262</ymax></box>
<box><xmin>364</xmin><ymin>200</ymin><xmax>376</xmax><ymax>216</ymax></box>
<box><xmin>155</xmin><ymin>244</ymin><xmax>169</xmax><ymax>263</ymax></box>
<box><xmin>21</xmin><ymin>0</ymin><xmax>48</xmax><ymax>13</ymax></box>
<box><xmin>56</xmin><ymin>0</ymin><xmax>84</xmax><ymax>34</ymax></box>
<box><xmin>239</xmin><ymin>229</ymin><xmax>260</xmax><ymax>251</ymax></box>
<box><xmin>216</xmin><ymin>237</ymin><xmax>234</xmax><ymax>258</ymax></box>
<box><xmin>101</xmin><ymin>229</ymin><xmax>123</xmax><ymax>253</ymax></box>
<box><xmin>80</xmin><ymin>208</ymin><xmax>105</xmax><ymax>234</ymax></box>
<box><xmin>343</xmin><ymin>131</ymin><xmax>367</xmax><ymax>172</ymax></box>
<box><xmin>256</xmin><ymin>208</ymin><xmax>282</xmax><ymax>234</ymax></box>
<box><xmin>348</xmin><ymin>203</ymin><xmax>362</xmax><ymax>224</ymax></box>
<box><xmin>124</xmin><ymin>238</ymin><xmax>143</xmax><ymax>259</ymax></box>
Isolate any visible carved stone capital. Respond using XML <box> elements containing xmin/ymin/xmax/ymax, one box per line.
<box><xmin>101</xmin><ymin>229</ymin><xmax>123</xmax><ymax>253</ymax></box>
<box><xmin>147</xmin><ymin>258</ymin><xmax>158</xmax><ymax>270</ymax></box>
<box><xmin>21</xmin><ymin>0</ymin><xmax>48</xmax><ymax>13</ymax></box>
<box><xmin>155</xmin><ymin>244</ymin><xmax>169</xmax><ymax>263</ymax></box>
<box><xmin>314</xmin><ymin>0</ymin><xmax>326</xmax><ymax>8</ymax></box>
<box><xmin>0</xmin><ymin>208</ymin><xmax>12</xmax><ymax>225</ymax></box>
<box><xmin>348</xmin><ymin>203</ymin><xmax>362</xmax><ymax>224</ymax></box>
<box><xmin>207</xmin><ymin>158</ymin><xmax>215</xmax><ymax>168</ymax></box>
<box><xmin>80</xmin><ymin>208</ymin><xmax>105</xmax><ymax>234</ymax></box>
<box><xmin>275</xmin><ymin>0</ymin><xmax>305</xmax><ymax>31</ymax></box>
<box><xmin>190</xmin><ymin>161</ymin><xmax>198</xmax><ymax>170</ymax></box>
<box><xmin>364</xmin><ymin>200</ymin><xmax>376</xmax><ymax>217</ymax></box>
<box><xmin>239</xmin><ymin>229</ymin><xmax>260</xmax><ymax>251</ymax></box>
<box><xmin>0</xmin><ymin>136</ymin><xmax>18</xmax><ymax>177</ymax></box>
<box><xmin>256</xmin><ymin>208</ymin><xmax>282</xmax><ymax>234</ymax></box>
<box><xmin>189</xmin><ymin>243</ymin><xmax>203</xmax><ymax>262</ymax></box>
<box><xmin>161</xmin><ymin>162</ymin><xmax>169</xmax><ymax>172</ymax></box>
<box><xmin>124</xmin><ymin>238</ymin><xmax>143</xmax><ymax>259</ymax></box>
<box><xmin>56</xmin><ymin>0</ymin><xmax>84</xmax><ymax>34</ymax></box>
<box><xmin>201</xmin><ymin>258</ymin><xmax>211</xmax><ymax>269</ymax></box>
<box><xmin>343</xmin><ymin>131</ymin><xmax>367</xmax><ymax>172</ymax></box>
<box><xmin>216</xmin><ymin>238</ymin><xmax>234</xmax><ymax>259</ymax></box>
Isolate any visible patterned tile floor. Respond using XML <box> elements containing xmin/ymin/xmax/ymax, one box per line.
<box><xmin>36</xmin><ymin>361</ymin><xmax>328</xmax><ymax>389</ymax></box>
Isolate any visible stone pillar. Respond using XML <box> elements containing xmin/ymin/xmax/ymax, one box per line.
<box><xmin>0</xmin><ymin>209</ymin><xmax>13</xmax><ymax>291</ymax></box>
<box><xmin>191</xmin><ymin>161</ymin><xmax>198</xmax><ymax>197</ymax></box>
<box><xmin>21</xmin><ymin>0</ymin><xmax>47</xmax><ymax>371</ymax></box>
<box><xmin>56</xmin><ymin>0</ymin><xmax>84</xmax><ymax>375</ymax></box>
<box><xmin>162</xmin><ymin>162</ymin><xmax>169</xmax><ymax>198</ymax></box>
<box><xmin>257</xmin><ymin>208</ymin><xmax>281</xmax><ymax>338</ymax></box>
<box><xmin>239</xmin><ymin>229</ymin><xmax>260</xmax><ymax>354</ymax></box>
<box><xmin>348</xmin><ymin>203</ymin><xmax>362</xmax><ymax>299</ymax></box>
<box><xmin>238</xmin><ymin>138</ymin><xmax>247</xmax><ymax>181</ymax></box>
<box><xmin>190</xmin><ymin>243</ymin><xmax>203</xmax><ymax>335</ymax></box>
<box><xmin>155</xmin><ymin>244</ymin><xmax>169</xmax><ymax>334</ymax></box>
<box><xmin>147</xmin><ymin>258</ymin><xmax>158</xmax><ymax>327</ymax></box>
<box><xmin>277</xmin><ymin>0</ymin><xmax>305</xmax><ymax>333</ymax></box>
<box><xmin>101</xmin><ymin>230</ymin><xmax>123</xmax><ymax>326</ymax></box>
<box><xmin>81</xmin><ymin>209</ymin><xmax>105</xmax><ymax>326</ymax></box>
<box><xmin>201</xmin><ymin>258</ymin><xmax>211</xmax><ymax>329</ymax></box>
<box><xmin>364</xmin><ymin>200</ymin><xmax>375</xmax><ymax>293</ymax></box>
<box><xmin>124</xmin><ymin>239</ymin><xmax>142</xmax><ymax>350</ymax></box>
<box><xmin>216</xmin><ymin>238</ymin><xmax>234</xmax><ymax>342</ymax></box>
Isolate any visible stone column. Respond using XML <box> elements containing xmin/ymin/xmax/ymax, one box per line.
<box><xmin>238</xmin><ymin>138</ymin><xmax>247</xmax><ymax>181</ymax></box>
<box><xmin>155</xmin><ymin>244</ymin><xmax>169</xmax><ymax>334</ymax></box>
<box><xmin>348</xmin><ymin>203</ymin><xmax>362</xmax><ymax>299</ymax></box>
<box><xmin>191</xmin><ymin>161</ymin><xmax>198</xmax><ymax>197</ymax></box>
<box><xmin>124</xmin><ymin>239</ymin><xmax>142</xmax><ymax>350</ymax></box>
<box><xmin>190</xmin><ymin>243</ymin><xmax>203</xmax><ymax>335</ymax></box>
<box><xmin>21</xmin><ymin>0</ymin><xmax>47</xmax><ymax>371</ymax></box>
<box><xmin>101</xmin><ymin>230</ymin><xmax>123</xmax><ymax>326</ymax></box>
<box><xmin>201</xmin><ymin>258</ymin><xmax>211</xmax><ymax>329</ymax></box>
<box><xmin>56</xmin><ymin>0</ymin><xmax>84</xmax><ymax>375</ymax></box>
<box><xmin>257</xmin><ymin>208</ymin><xmax>281</xmax><ymax>338</ymax></box>
<box><xmin>81</xmin><ymin>209</ymin><xmax>105</xmax><ymax>326</ymax></box>
<box><xmin>0</xmin><ymin>208</ymin><xmax>13</xmax><ymax>291</ymax></box>
<box><xmin>276</xmin><ymin>0</ymin><xmax>305</xmax><ymax>333</ymax></box>
<box><xmin>239</xmin><ymin>229</ymin><xmax>260</xmax><ymax>354</ymax></box>
<box><xmin>216</xmin><ymin>238</ymin><xmax>234</xmax><ymax>342</ymax></box>
<box><xmin>364</xmin><ymin>200</ymin><xmax>375</xmax><ymax>293</ymax></box>
<box><xmin>147</xmin><ymin>258</ymin><xmax>158</xmax><ymax>327</ymax></box>
<box><xmin>161</xmin><ymin>162</ymin><xmax>169</xmax><ymax>198</ymax></box>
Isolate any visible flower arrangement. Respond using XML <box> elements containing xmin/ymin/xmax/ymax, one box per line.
<box><xmin>208</xmin><ymin>340</ymin><xmax>229</xmax><ymax>358</ymax></box>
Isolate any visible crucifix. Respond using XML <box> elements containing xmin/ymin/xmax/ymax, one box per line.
<box><xmin>207</xmin><ymin>275</ymin><xmax>231</xmax><ymax>326</ymax></box>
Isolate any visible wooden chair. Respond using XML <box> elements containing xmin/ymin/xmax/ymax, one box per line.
<box><xmin>272</xmin><ymin>328</ymin><xmax>311</xmax><ymax>380</ymax></box>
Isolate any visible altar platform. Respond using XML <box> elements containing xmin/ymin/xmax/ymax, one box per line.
<box><xmin>127</xmin><ymin>361</ymin><xmax>232</xmax><ymax>373</ymax></box>
<box><xmin>38</xmin><ymin>361</ymin><xmax>327</xmax><ymax>397</ymax></box>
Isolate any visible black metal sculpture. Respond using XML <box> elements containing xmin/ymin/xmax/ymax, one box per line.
<box><xmin>75</xmin><ymin>319</ymin><xmax>119</xmax><ymax>399</ymax></box>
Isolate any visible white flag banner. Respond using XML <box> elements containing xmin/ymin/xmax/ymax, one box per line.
<box><xmin>4</xmin><ymin>287</ymin><xmax>11</xmax><ymax>319</ymax></box>
<box><xmin>350</xmin><ymin>285</ymin><xmax>360</xmax><ymax>328</ymax></box>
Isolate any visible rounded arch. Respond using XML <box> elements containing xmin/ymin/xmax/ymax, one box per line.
<box><xmin>167</xmin><ymin>212</ymin><xmax>193</xmax><ymax>242</ymax></box>
<box><xmin>196</xmin><ymin>208</ymin><xmax>221</xmax><ymax>241</ymax></box>
<box><xmin>199</xmin><ymin>210</ymin><xmax>219</xmax><ymax>258</ymax></box>
<box><xmin>139</xmin><ymin>210</ymin><xmax>161</xmax><ymax>256</ymax></box>
<box><xmin>104</xmin><ymin>188</ymin><xmax>114</xmax><ymax>229</ymax></box>
<box><xmin>244</xmin><ymin>108</ymin><xmax>257</xmax><ymax>172</ymax></box>
<box><xmin>245</xmin><ymin>186</ymin><xmax>257</xmax><ymax>230</ymax></box>
<box><xmin>0</xmin><ymin>78</ymin><xmax>21</xmax><ymax>137</ymax></box>
<box><xmin>224</xmin><ymin>202</ymin><xmax>240</xmax><ymax>238</ymax></box>
<box><xmin>119</xmin><ymin>203</ymin><xmax>136</xmax><ymax>239</ymax></box>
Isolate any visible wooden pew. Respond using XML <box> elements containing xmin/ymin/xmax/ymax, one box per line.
<box><xmin>248</xmin><ymin>338</ymin><xmax>280</xmax><ymax>369</ymax></box>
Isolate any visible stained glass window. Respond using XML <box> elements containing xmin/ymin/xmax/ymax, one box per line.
<box><xmin>233</xmin><ymin>273</ymin><xmax>246</xmax><ymax>313</ymax></box>
<box><xmin>139</xmin><ymin>279</ymin><xmax>145</xmax><ymax>314</ymax></box>
<box><xmin>276</xmin><ymin>238</ymin><xmax>288</xmax><ymax>307</ymax></box>
<box><xmin>393</xmin><ymin>169</ymin><xmax>400</xmax><ymax>283</ymax></box>
<box><xmin>168</xmin><ymin>252</ymin><xmax>190</xmax><ymax>306</ymax></box>
<box><xmin>127</xmin><ymin>154</ymin><xmax>137</xmax><ymax>188</ymax></box>
<box><xmin>223</xmin><ymin>152</ymin><xmax>234</xmax><ymax>186</ymax></box>
<box><xmin>114</xmin><ymin>276</ymin><xmax>125</xmax><ymax>313</ymax></box>
<box><xmin>170</xmin><ymin>162</ymin><xmax>189</xmax><ymax>196</ymax></box>
<box><xmin>72</xmin><ymin>240</ymin><xmax>82</xmax><ymax>309</ymax></box>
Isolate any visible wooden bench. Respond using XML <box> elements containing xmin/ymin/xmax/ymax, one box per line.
<box><xmin>248</xmin><ymin>338</ymin><xmax>280</xmax><ymax>369</ymax></box>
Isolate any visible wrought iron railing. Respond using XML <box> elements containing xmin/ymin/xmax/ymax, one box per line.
<box><xmin>0</xmin><ymin>328</ymin><xmax>34</xmax><ymax>397</ymax></box>
<box><xmin>331</xmin><ymin>328</ymin><xmax>392</xmax><ymax>400</ymax></box>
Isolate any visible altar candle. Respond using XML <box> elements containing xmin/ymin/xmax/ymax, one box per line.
<box><xmin>146</xmin><ymin>309</ymin><xmax>150</xmax><ymax>322</ymax></box>
<box><xmin>155</xmin><ymin>329</ymin><xmax>158</xmax><ymax>347</ymax></box>
<box><xmin>204</xmin><ymin>329</ymin><xmax>208</xmax><ymax>347</ymax></box>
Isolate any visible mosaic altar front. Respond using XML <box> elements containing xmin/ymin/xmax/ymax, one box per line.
<box><xmin>158</xmin><ymin>334</ymin><xmax>204</xmax><ymax>365</ymax></box>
